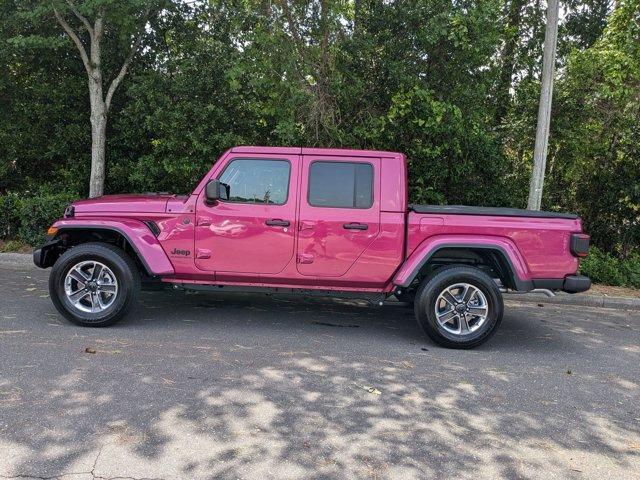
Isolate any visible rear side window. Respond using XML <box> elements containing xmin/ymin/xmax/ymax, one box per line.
<box><xmin>308</xmin><ymin>161</ymin><xmax>373</xmax><ymax>208</ymax></box>
<box><xmin>219</xmin><ymin>159</ymin><xmax>290</xmax><ymax>205</ymax></box>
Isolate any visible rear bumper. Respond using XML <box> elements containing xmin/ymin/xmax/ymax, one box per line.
<box><xmin>562</xmin><ymin>274</ymin><xmax>591</xmax><ymax>294</ymax></box>
<box><xmin>532</xmin><ymin>274</ymin><xmax>591</xmax><ymax>294</ymax></box>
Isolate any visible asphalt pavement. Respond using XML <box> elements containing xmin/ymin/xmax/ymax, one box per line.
<box><xmin>0</xmin><ymin>265</ymin><xmax>639</xmax><ymax>480</ymax></box>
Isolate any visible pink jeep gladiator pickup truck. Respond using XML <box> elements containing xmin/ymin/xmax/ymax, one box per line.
<box><xmin>34</xmin><ymin>146</ymin><xmax>591</xmax><ymax>348</ymax></box>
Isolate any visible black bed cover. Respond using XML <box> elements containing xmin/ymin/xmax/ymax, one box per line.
<box><xmin>409</xmin><ymin>204</ymin><xmax>579</xmax><ymax>220</ymax></box>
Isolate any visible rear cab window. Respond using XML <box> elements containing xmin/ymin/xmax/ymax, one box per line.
<box><xmin>308</xmin><ymin>161</ymin><xmax>373</xmax><ymax>209</ymax></box>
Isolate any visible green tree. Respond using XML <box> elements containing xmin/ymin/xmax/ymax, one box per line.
<box><xmin>0</xmin><ymin>0</ymin><xmax>88</xmax><ymax>194</ymax></box>
<box><xmin>1</xmin><ymin>0</ymin><xmax>636</xmax><ymax>261</ymax></box>
<box><xmin>3</xmin><ymin>1</ymin><xmax>165</xmax><ymax>197</ymax></box>
<box><xmin>549</xmin><ymin>0</ymin><xmax>640</xmax><ymax>255</ymax></box>
<box><xmin>49</xmin><ymin>0</ymin><xmax>163</xmax><ymax>197</ymax></box>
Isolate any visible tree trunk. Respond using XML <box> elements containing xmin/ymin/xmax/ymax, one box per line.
<box><xmin>527</xmin><ymin>0</ymin><xmax>559</xmax><ymax>210</ymax></box>
<box><xmin>52</xmin><ymin>5</ymin><xmax>148</xmax><ymax>198</ymax></box>
<box><xmin>88</xmin><ymin>77</ymin><xmax>107</xmax><ymax>198</ymax></box>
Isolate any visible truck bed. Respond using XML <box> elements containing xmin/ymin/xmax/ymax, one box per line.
<box><xmin>409</xmin><ymin>204</ymin><xmax>578</xmax><ymax>220</ymax></box>
<box><xmin>406</xmin><ymin>206</ymin><xmax>583</xmax><ymax>281</ymax></box>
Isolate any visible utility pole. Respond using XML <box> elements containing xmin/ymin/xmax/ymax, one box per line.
<box><xmin>528</xmin><ymin>0</ymin><xmax>559</xmax><ymax>210</ymax></box>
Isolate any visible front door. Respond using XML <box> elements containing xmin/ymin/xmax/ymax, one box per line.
<box><xmin>195</xmin><ymin>155</ymin><xmax>299</xmax><ymax>275</ymax></box>
<box><xmin>297</xmin><ymin>156</ymin><xmax>381</xmax><ymax>277</ymax></box>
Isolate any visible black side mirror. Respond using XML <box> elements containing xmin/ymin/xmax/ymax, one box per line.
<box><xmin>205</xmin><ymin>179</ymin><xmax>230</xmax><ymax>204</ymax></box>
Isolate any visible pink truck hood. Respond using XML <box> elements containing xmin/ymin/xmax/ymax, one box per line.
<box><xmin>72</xmin><ymin>194</ymin><xmax>175</xmax><ymax>214</ymax></box>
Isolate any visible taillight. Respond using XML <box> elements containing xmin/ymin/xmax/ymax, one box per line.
<box><xmin>570</xmin><ymin>233</ymin><xmax>590</xmax><ymax>258</ymax></box>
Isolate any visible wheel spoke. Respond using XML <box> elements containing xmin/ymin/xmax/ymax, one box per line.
<box><xmin>462</xmin><ymin>285</ymin><xmax>475</xmax><ymax>303</ymax></box>
<box><xmin>68</xmin><ymin>268</ymin><xmax>88</xmax><ymax>287</ymax></box>
<box><xmin>99</xmin><ymin>284</ymin><xmax>116</xmax><ymax>294</ymax></box>
<box><xmin>69</xmin><ymin>289</ymin><xmax>89</xmax><ymax>303</ymax></box>
<box><xmin>467</xmin><ymin>305</ymin><xmax>488</xmax><ymax>317</ymax></box>
<box><xmin>441</xmin><ymin>290</ymin><xmax>458</xmax><ymax>307</ymax></box>
<box><xmin>96</xmin><ymin>293</ymin><xmax>107</xmax><ymax>309</ymax></box>
<box><xmin>91</xmin><ymin>263</ymin><xmax>103</xmax><ymax>281</ymax></box>
<box><xmin>436</xmin><ymin>309</ymin><xmax>456</xmax><ymax>325</ymax></box>
<box><xmin>448</xmin><ymin>287</ymin><xmax>463</xmax><ymax>302</ymax></box>
<box><xmin>459</xmin><ymin>315</ymin><xmax>470</xmax><ymax>334</ymax></box>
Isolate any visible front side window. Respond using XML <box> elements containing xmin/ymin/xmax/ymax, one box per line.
<box><xmin>308</xmin><ymin>161</ymin><xmax>373</xmax><ymax>208</ymax></box>
<box><xmin>218</xmin><ymin>159</ymin><xmax>290</xmax><ymax>205</ymax></box>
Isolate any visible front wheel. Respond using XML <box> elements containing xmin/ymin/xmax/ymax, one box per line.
<box><xmin>414</xmin><ymin>266</ymin><xmax>503</xmax><ymax>349</ymax></box>
<box><xmin>49</xmin><ymin>242</ymin><xmax>140</xmax><ymax>327</ymax></box>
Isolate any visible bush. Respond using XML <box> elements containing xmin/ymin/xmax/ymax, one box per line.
<box><xmin>15</xmin><ymin>191</ymin><xmax>77</xmax><ymax>246</ymax></box>
<box><xmin>0</xmin><ymin>190</ymin><xmax>77</xmax><ymax>247</ymax></box>
<box><xmin>0</xmin><ymin>193</ymin><xmax>20</xmax><ymax>238</ymax></box>
<box><xmin>580</xmin><ymin>247</ymin><xmax>640</xmax><ymax>288</ymax></box>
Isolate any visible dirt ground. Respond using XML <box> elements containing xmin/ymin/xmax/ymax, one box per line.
<box><xmin>589</xmin><ymin>283</ymin><xmax>640</xmax><ymax>298</ymax></box>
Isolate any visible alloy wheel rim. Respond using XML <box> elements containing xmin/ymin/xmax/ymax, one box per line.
<box><xmin>434</xmin><ymin>282</ymin><xmax>489</xmax><ymax>335</ymax></box>
<box><xmin>64</xmin><ymin>261</ymin><xmax>118</xmax><ymax>313</ymax></box>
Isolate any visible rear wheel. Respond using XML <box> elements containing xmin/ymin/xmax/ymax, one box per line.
<box><xmin>414</xmin><ymin>266</ymin><xmax>503</xmax><ymax>348</ymax></box>
<box><xmin>49</xmin><ymin>242</ymin><xmax>140</xmax><ymax>327</ymax></box>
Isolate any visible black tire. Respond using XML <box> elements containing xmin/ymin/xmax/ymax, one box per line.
<box><xmin>414</xmin><ymin>265</ymin><xmax>503</xmax><ymax>349</ymax></box>
<box><xmin>49</xmin><ymin>242</ymin><xmax>140</xmax><ymax>327</ymax></box>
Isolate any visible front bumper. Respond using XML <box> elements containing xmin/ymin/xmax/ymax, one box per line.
<box><xmin>33</xmin><ymin>248</ymin><xmax>43</xmax><ymax>268</ymax></box>
<box><xmin>33</xmin><ymin>238</ymin><xmax>61</xmax><ymax>269</ymax></box>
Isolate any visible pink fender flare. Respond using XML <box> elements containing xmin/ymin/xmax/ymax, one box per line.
<box><xmin>52</xmin><ymin>218</ymin><xmax>175</xmax><ymax>276</ymax></box>
<box><xmin>393</xmin><ymin>235</ymin><xmax>533</xmax><ymax>291</ymax></box>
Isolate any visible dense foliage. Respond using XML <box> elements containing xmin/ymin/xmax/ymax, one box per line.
<box><xmin>580</xmin><ymin>246</ymin><xmax>640</xmax><ymax>287</ymax></box>
<box><xmin>0</xmin><ymin>0</ymin><xmax>638</xmax><ymax>284</ymax></box>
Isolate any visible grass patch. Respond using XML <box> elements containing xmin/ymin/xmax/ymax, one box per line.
<box><xmin>0</xmin><ymin>239</ymin><xmax>32</xmax><ymax>253</ymax></box>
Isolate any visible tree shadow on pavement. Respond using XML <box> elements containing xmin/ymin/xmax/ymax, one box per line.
<box><xmin>0</xmin><ymin>276</ymin><xmax>639</xmax><ymax>479</ymax></box>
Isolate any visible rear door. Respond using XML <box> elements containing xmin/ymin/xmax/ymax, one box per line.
<box><xmin>297</xmin><ymin>155</ymin><xmax>380</xmax><ymax>277</ymax></box>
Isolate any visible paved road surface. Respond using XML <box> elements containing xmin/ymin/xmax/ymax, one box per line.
<box><xmin>0</xmin><ymin>265</ymin><xmax>638</xmax><ymax>479</ymax></box>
